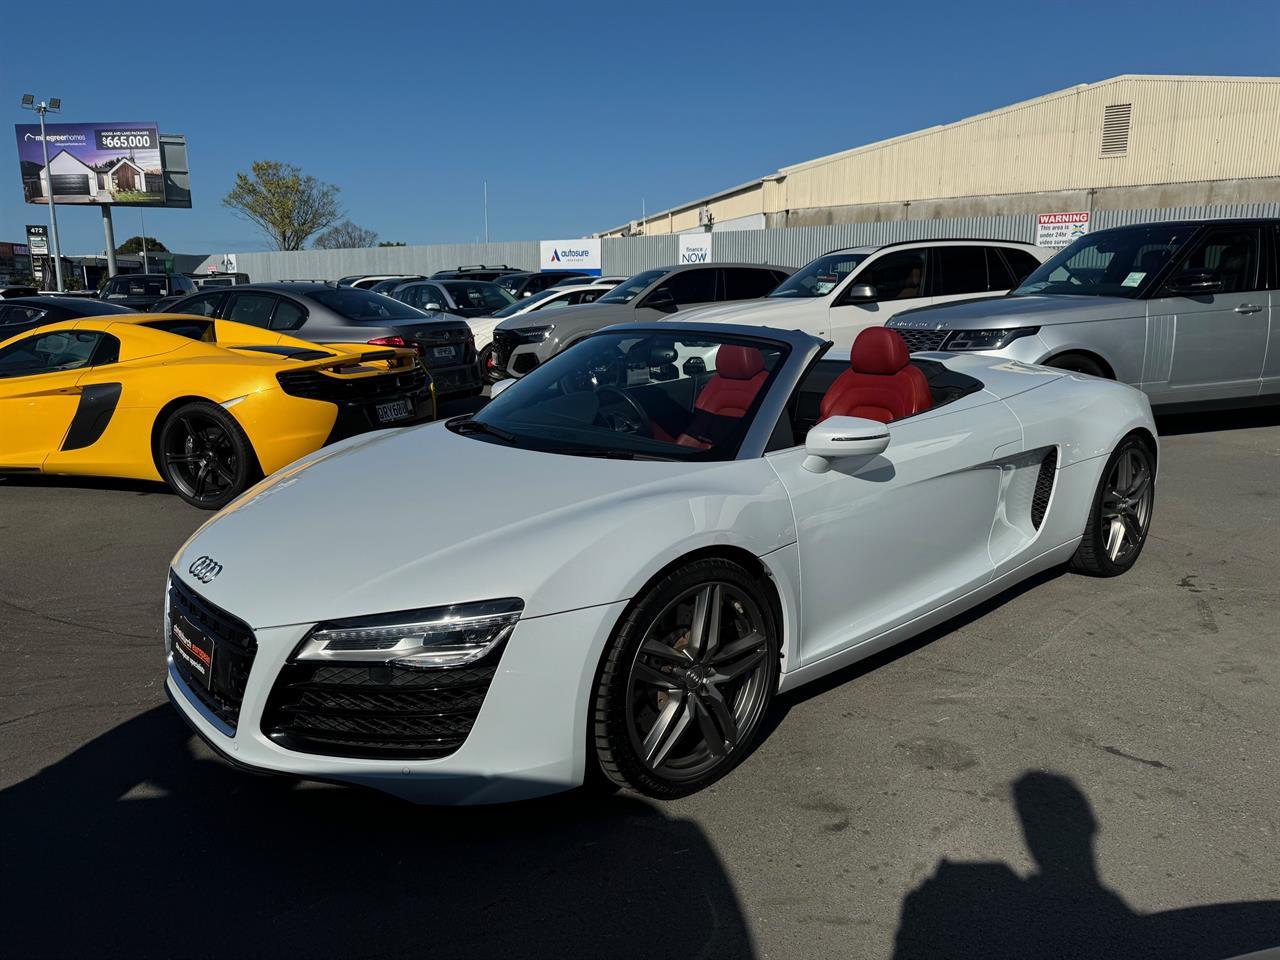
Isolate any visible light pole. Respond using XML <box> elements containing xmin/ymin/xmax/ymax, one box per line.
<box><xmin>21</xmin><ymin>94</ymin><xmax>65</xmax><ymax>292</ymax></box>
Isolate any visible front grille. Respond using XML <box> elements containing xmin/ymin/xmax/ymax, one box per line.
<box><xmin>277</xmin><ymin>363</ymin><xmax>429</xmax><ymax>405</ymax></box>
<box><xmin>895</xmin><ymin>329</ymin><xmax>950</xmax><ymax>353</ymax></box>
<box><xmin>1031</xmin><ymin>447</ymin><xmax>1058</xmax><ymax>530</ymax></box>
<box><xmin>491</xmin><ymin>329</ymin><xmax>516</xmax><ymax>370</ymax></box>
<box><xmin>168</xmin><ymin>575</ymin><xmax>257</xmax><ymax>729</ymax></box>
<box><xmin>261</xmin><ymin>659</ymin><xmax>499</xmax><ymax>759</ymax></box>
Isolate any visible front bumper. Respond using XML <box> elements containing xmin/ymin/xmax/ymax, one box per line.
<box><xmin>490</xmin><ymin>329</ymin><xmax>556</xmax><ymax>380</ymax></box>
<box><xmin>165</xmin><ymin>587</ymin><xmax>628</xmax><ymax>805</ymax></box>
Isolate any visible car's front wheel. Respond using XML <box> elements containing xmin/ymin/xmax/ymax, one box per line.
<box><xmin>592</xmin><ymin>558</ymin><xmax>779</xmax><ymax>799</ymax></box>
<box><xmin>157</xmin><ymin>401</ymin><xmax>257</xmax><ymax>510</ymax></box>
<box><xmin>1070</xmin><ymin>433</ymin><xmax>1155</xmax><ymax>576</ymax></box>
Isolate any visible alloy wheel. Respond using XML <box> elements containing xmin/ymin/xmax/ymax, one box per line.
<box><xmin>163</xmin><ymin>412</ymin><xmax>239</xmax><ymax>504</ymax></box>
<box><xmin>625</xmin><ymin>581</ymin><xmax>772</xmax><ymax>782</ymax></box>
<box><xmin>1099</xmin><ymin>445</ymin><xmax>1153</xmax><ymax>563</ymax></box>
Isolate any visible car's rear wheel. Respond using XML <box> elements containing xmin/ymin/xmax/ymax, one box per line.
<box><xmin>592</xmin><ymin>558</ymin><xmax>779</xmax><ymax>799</ymax></box>
<box><xmin>1045</xmin><ymin>352</ymin><xmax>1108</xmax><ymax>378</ymax></box>
<box><xmin>157</xmin><ymin>401</ymin><xmax>256</xmax><ymax>510</ymax></box>
<box><xmin>1070</xmin><ymin>434</ymin><xmax>1155</xmax><ymax>576</ymax></box>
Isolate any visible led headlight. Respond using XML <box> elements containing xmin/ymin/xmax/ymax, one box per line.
<box><xmin>295</xmin><ymin>599</ymin><xmax>523</xmax><ymax>669</ymax></box>
<box><xmin>945</xmin><ymin>326</ymin><xmax>1040</xmax><ymax>351</ymax></box>
<box><xmin>510</xmin><ymin>324</ymin><xmax>554</xmax><ymax>344</ymax></box>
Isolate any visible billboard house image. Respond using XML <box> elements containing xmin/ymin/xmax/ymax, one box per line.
<box><xmin>15</xmin><ymin>122</ymin><xmax>166</xmax><ymax>206</ymax></box>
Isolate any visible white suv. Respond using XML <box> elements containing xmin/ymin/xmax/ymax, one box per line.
<box><xmin>679</xmin><ymin>239</ymin><xmax>1051</xmax><ymax>348</ymax></box>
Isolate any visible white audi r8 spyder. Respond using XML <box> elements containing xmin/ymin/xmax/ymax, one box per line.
<box><xmin>165</xmin><ymin>322</ymin><xmax>1158</xmax><ymax>803</ymax></box>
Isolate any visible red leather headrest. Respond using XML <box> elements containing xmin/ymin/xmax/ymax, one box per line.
<box><xmin>850</xmin><ymin>327</ymin><xmax>911</xmax><ymax>375</ymax></box>
<box><xmin>717</xmin><ymin>345</ymin><xmax>765</xmax><ymax>380</ymax></box>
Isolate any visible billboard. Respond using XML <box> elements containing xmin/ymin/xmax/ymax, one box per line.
<box><xmin>16</xmin><ymin>121</ymin><xmax>169</xmax><ymax>206</ymax></box>
<box><xmin>540</xmin><ymin>238</ymin><xmax>601</xmax><ymax>275</ymax></box>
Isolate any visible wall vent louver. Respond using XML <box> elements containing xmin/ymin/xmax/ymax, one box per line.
<box><xmin>1100</xmin><ymin>103</ymin><xmax>1132</xmax><ymax>157</ymax></box>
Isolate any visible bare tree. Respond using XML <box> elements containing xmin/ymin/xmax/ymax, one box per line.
<box><xmin>222</xmin><ymin>161</ymin><xmax>341</xmax><ymax>251</ymax></box>
<box><xmin>314</xmin><ymin>219</ymin><xmax>379</xmax><ymax>250</ymax></box>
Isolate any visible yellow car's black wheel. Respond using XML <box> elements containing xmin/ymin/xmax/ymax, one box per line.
<box><xmin>158</xmin><ymin>401</ymin><xmax>256</xmax><ymax>510</ymax></box>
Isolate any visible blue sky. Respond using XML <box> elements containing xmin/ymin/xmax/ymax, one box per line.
<box><xmin>3</xmin><ymin>0</ymin><xmax>1277</xmax><ymax>255</ymax></box>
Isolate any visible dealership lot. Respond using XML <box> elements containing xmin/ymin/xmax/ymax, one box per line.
<box><xmin>1</xmin><ymin>405</ymin><xmax>1277</xmax><ymax>959</ymax></box>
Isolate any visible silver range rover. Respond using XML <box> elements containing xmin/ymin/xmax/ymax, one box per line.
<box><xmin>888</xmin><ymin>219</ymin><xmax>1279</xmax><ymax>410</ymax></box>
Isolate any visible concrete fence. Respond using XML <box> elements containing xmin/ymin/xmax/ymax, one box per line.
<box><xmin>193</xmin><ymin>203</ymin><xmax>1280</xmax><ymax>282</ymax></box>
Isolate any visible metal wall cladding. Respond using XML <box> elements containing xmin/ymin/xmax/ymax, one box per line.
<box><xmin>600</xmin><ymin>76</ymin><xmax>1280</xmax><ymax>237</ymax></box>
<box><xmin>197</xmin><ymin>202</ymin><xmax>1280</xmax><ymax>282</ymax></box>
<box><xmin>226</xmin><ymin>241</ymin><xmax>541</xmax><ymax>282</ymax></box>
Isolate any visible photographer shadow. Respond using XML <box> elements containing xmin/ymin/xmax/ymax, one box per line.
<box><xmin>1</xmin><ymin>706</ymin><xmax>754</xmax><ymax>960</ymax></box>
<box><xmin>892</xmin><ymin>772</ymin><xmax>1279</xmax><ymax>960</ymax></box>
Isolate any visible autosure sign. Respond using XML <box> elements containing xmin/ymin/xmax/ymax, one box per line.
<box><xmin>678</xmin><ymin>232</ymin><xmax>713</xmax><ymax>264</ymax></box>
<box><xmin>15</xmin><ymin>121</ymin><xmax>166</xmax><ymax>206</ymax></box>
<box><xmin>1035</xmin><ymin>211</ymin><xmax>1090</xmax><ymax>248</ymax></box>
<box><xmin>540</xmin><ymin>239</ymin><xmax>601</xmax><ymax>275</ymax></box>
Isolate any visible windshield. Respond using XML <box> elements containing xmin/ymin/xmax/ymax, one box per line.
<box><xmin>597</xmin><ymin>269</ymin><xmax>667</xmax><ymax>304</ymax></box>
<box><xmin>459</xmin><ymin>331</ymin><xmax>788</xmax><ymax>461</ymax></box>
<box><xmin>441</xmin><ymin>281</ymin><xmax>516</xmax><ymax>310</ymax></box>
<box><xmin>768</xmin><ymin>253</ymin><xmax>868</xmax><ymax>298</ymax></box>
<box><xmin>1013</xmin><ymin>225</ymin><xmax>1196</xmax><ymax>299</ymax></box>
<box><xmin>493</xmin><ymin>288</ymin><xmax>558</xmax><ymax>318</ymax></box>
<box><xmin>308</xmin><ymin>288</ymin><xmax>429</xmax><ymax>320</ymax></box>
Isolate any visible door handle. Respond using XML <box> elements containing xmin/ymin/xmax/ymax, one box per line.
<box><xmin>1234</xmin><ymin>304</ymin><xmax>1263</xmax><ymax>314</ymax></box>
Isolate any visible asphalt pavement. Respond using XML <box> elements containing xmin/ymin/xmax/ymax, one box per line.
<box><xmin>2</xmin><ymin>404</ymin><xmax>1277</xmax><ymax>960</ymax></box>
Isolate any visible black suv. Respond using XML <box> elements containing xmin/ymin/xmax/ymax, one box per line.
<box><xmin>99</xmin><ymin>273</ymin><xmax>198</xmax><ymax>310</ymax></box>
<box><xmin>495</xmin><ymin>271</ymin><xmax>589</xmax><ymax>299</ymax></box>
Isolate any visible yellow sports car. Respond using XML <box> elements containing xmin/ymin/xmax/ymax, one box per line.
<box><xmin>0</xmin><ymin>313</ymin><xmax>434</xmax><ymax>508</ymax></box>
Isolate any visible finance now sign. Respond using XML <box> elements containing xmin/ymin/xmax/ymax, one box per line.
<box><xmin>540</xmin><ymin>238</ymin><xmax>601</xmax><ymax>275</ymax></box>
<box><xmin>679</xmin><ymin>232</ymin><xmax>713</xmax><ymax>264</ymax></box>
<box><xmin>1035</xmin><ymin>211</ymin><xmax>1090</xmax><ymax>248</ymax></box>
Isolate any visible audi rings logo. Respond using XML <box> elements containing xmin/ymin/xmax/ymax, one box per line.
<box><xmin>188</xmin><ymin>556</ymin><xmax>223</xmax><ymax>584</ymax></box>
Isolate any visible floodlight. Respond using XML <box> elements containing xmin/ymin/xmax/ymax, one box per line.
<box><xmin>21</xmin><ymin>94</ymin><xmax>34</xmax><ymax>106</ymax></box>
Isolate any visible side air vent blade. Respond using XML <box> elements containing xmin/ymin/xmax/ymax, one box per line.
<box><xmin>1031</xmin><ymin>447</ymin><xmax>1058</xmax><ymax>530</ymax></box>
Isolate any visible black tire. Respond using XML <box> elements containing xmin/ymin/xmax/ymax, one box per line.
<box><xmin>1070</xmin><ymin>433</ymin><xmax>1155</xmax><ymax>577</ymax></box>
<box><xmin>1045</xmin><ymin>352</ymin><xmax>1109</xmax><ymax>378</ymax></box>
<box><xmin>156</xmin><ymin>401</ymin><xmax>258</xmax><ymax>510</ymax></box>
<box><xmin>477</xmin><ymin>344</ymin><xmax>493</xmax><ymax>379</ymax></box>
<box><xmin>592</xmin><ymin>557</ymin><xmax>780</xmax><ymax>799</ymax></box>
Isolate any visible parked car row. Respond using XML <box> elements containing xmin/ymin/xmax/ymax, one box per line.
<box><xmin>479</xmin><ymin>220</ymin><xmax>1279</xmax><ymax>411</ymax></box>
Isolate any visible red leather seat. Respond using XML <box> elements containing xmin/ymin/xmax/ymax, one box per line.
<box><xmin>819</xmin><ymin>328</ymin><xmax>932</xmax><ymax>424</ymax></box>
<box><xmin>676</xmin><ymin>345</ymin><xmax>768</xmax><ymax>448</ymax></box>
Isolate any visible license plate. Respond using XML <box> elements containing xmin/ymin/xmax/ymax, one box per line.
<box><xmin>376</xmin><ymin>399</ymin><xmax>412</xmax><ymax>423</ymax></box>
<box><xmin>433</xmin><ymin>346</ymin><xmax>456</xmax><ymax>359</ymax></box>
<box><xmin>171</xmin><ymin>614</ymin><xmax>215</xmax><ymax>689</ymax></box>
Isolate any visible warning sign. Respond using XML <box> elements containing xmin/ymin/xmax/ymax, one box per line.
<box><xmin>1035</xmin><ymin>211</ymin><xmax>1090</xmax><ymax>248</ymax></box>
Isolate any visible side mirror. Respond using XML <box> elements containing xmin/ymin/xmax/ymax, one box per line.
<box><xmin>1166</xmin><ymin>270</ymin><xmax>1222</xmax><ymax>295</ymax></box>
<box><xmin>489</xmin><ymin>378</ymin><xmax>515</xmax><ymax>399</ymax></box>
<box><xmin>642</xmin><ymin>288</ymin><xmax>676</xmax><ymax>312</ymax></box>
<box><xmin>682</xmin><ymin>356</ymin><xmax>706</xmax><ymax>376</ymax></box>
<box><xmin>844</xmin><ymin>283</ymin><xmax>877</xmax><ymax>303</ymax></box>
<box><xmin>424</xmin><ymin>302</ymin><xmax>444</xmax><ymax>312</ymax></box>
<box><xmin>802</xmin><ymin>416</ymin><xmax>890</xmax><ymax>473</ymax></box>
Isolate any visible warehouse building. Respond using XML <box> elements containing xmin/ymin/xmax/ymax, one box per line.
<box><xmin>599</xmin><ymin>75</ymin><xmax>1280</xmax><ymax>237</ymax></box>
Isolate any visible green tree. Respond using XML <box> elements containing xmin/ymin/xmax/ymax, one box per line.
<box><xmin>314</xmin><ymin>219</ymin><xmax>378</xmax><ymax>250</ymax></box>
<box><xmin>222</xmin><ymin>161</ymin><xmax>341</xmax><ymax>251</ymax></box>
<box><xmin>115</xmin><ymin>236</ymin><xmax>168</xmax><ymax>254</ymax></box>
